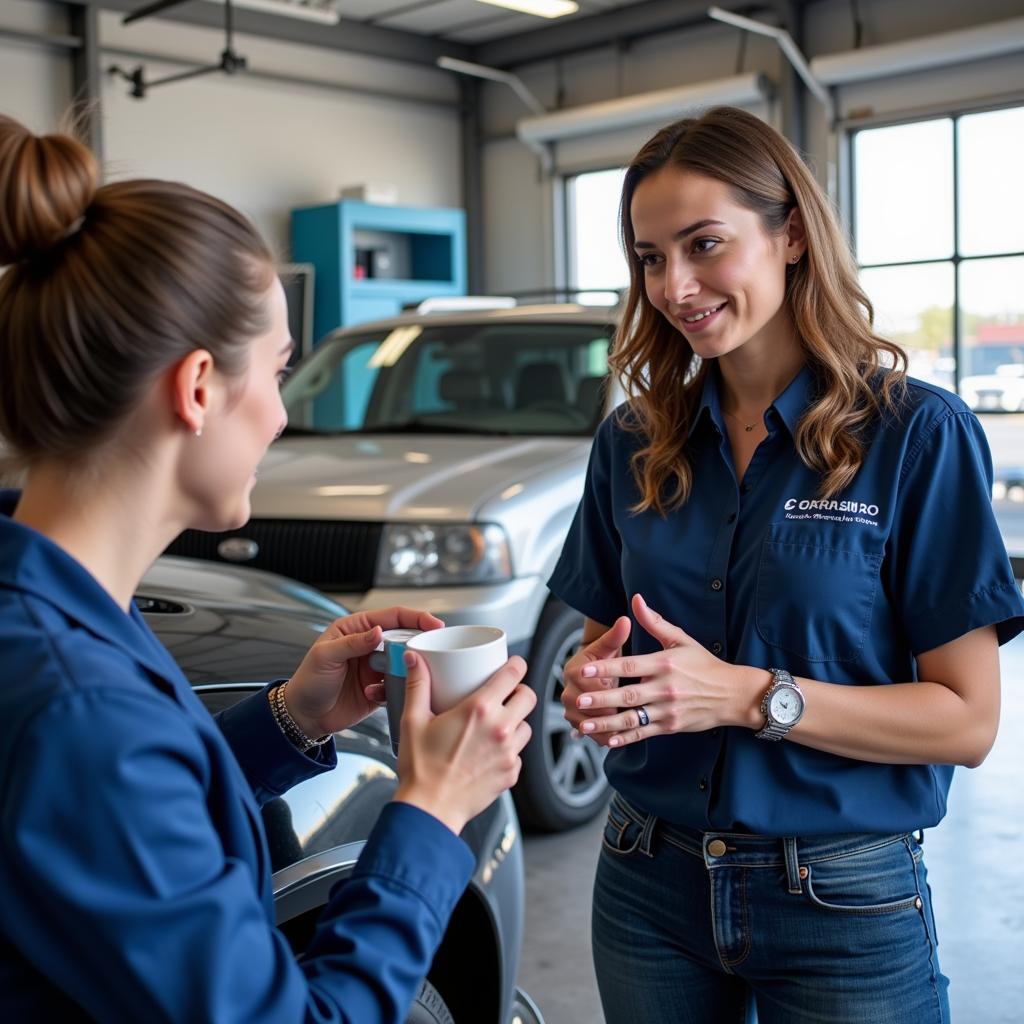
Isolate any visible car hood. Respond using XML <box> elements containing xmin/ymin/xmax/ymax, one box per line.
<box><xmin>253</xmin><ymin>434</ymin><xmax>590</xmax><ymax>521</ymax></box>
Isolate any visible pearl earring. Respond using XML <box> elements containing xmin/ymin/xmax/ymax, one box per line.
<box><xmin>195</xmin><ymin>428</ymin><xmax>203</xmax><ymax>438</ymax></box>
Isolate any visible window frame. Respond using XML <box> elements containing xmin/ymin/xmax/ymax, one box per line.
<box><xmin>846</xmin><ymin>97</ymin><xmax>1024</xmax><ymax>400</ymax></box>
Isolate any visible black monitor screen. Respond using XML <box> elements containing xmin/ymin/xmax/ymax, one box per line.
<box><xmin>279</xmin><ymin>264</ymin><xmax>314</xmax><ymax>367</ymax></box>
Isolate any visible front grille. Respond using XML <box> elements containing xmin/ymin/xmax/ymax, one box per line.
<box><xmin>165</xmin><ymin>519</ymin><xmax>383</xmax><ymax>593</ymax></box>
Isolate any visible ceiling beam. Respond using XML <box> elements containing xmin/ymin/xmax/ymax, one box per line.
<box><xmin>474</xmin><ymin>0</ymin><xmax>783</xmax><ymax>69</ymax></box>
<box><xmin>55</xmin><ymin>0</ymin><xmax>473</xmax><ymax>66</ymax></box>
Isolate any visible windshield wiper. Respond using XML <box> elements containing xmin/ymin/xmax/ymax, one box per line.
<box><xmin>280</xmin><ymin>425</ymin><xmax>330</xmax><ymax>437</ymax></box>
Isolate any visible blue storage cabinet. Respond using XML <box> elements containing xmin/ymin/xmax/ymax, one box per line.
<box><xmin>291</xmin><ymin>200</ymin><xmax>467</xmax><ymax>343</ymax></box>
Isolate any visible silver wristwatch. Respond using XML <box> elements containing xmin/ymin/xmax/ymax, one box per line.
<box><xmin>755</xmin><ymin>668</ymin><xmax>804</xmax><ymax>741</ymax></box>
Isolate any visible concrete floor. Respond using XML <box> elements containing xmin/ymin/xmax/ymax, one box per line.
<box><xmin>520</xmin><ymin>631</ymin><xmax>1024</xmax><ymax>1024</ymax></box>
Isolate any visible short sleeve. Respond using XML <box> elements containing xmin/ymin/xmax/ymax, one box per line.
<box><xmin>890</xmin><ymin>409</ymin><xmax>1024</xmax><ymax>654</ymax></box>
<box><xmin>547</xmin><ymin>411</ymin><xmax>630</xmax><ymax>626</ymax></box>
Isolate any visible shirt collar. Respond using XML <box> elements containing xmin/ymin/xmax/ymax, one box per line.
<box><xmin>0</xmin><ymin>489</ymin><xmax>186</xmax><ymax>690</ymax></box>
<box><xmin>696</xmin><ymin>361</ymin><xmax>816</xmax><ymax>437</ymax></box>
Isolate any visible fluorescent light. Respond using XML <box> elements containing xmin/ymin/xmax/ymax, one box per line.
<box><xmin>517</xmin><ymin>73</ymin><xmax>769</xmax><ymax>145</ymax></box>
<box><xmin>202</xmin><ymin>0</ymin><xmax>340</xmax><ymax>25</ymax></box>
<box><xmin>475</xmin><ymin>0</ymin><xmax>579</xmax><ymax>18</ymax></box>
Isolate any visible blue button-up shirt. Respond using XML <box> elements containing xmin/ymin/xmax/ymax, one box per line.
<box><xmin>549</xmin><ymin>366</ymin><xmax>1024</xmax><ymax>836</ymax></box>
<box><xmin>0</xmin><ymin>501</ymin><xmax>474</xmax><ymax>1022</ymax></box>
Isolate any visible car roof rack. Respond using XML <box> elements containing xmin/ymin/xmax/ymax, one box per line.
<box><xmin>414</xmin><ymin>296</ymin><xmax>517</xmax><ymax>314</ymax></box>
<box><xmin>505</xmin><ymin>287</ymin><xmax>625</xmax><ymax>307</ymax></box>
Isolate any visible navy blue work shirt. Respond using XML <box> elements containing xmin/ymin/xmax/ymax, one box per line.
<box><xmin>0</xmin><ymin>498</ymin><xmax>474</xmax><ymax>1023</ymax></box>
<box><xmin>549</xmin><ymin>365</ymin><xmax>1024</xmax><ymax>836</ymax></box>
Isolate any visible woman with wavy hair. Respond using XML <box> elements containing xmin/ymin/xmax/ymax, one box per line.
<box><xmin>550</xmin><ymin>106</ymin><xmax>1022</xmax><ymax>1022</ymax></box>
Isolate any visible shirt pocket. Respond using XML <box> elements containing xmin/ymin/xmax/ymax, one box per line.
<box><xmin>755</xmin><ymin>523</ymin><xmax>883</xmax><ymax>663</ymax></box>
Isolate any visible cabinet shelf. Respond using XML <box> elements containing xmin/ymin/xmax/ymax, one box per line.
<box><xmin>291</xmin><ymin>199</ymin><xmax>466</xmax><ymax>341</ymax></box>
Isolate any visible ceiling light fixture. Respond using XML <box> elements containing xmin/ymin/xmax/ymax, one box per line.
<box><xmin>202</xmin><ymin>0</ymin><xmax>340</xmax><ymax>25</ymax></box>
<box><xmin>475</xmin><ymin>0</ymin><xmax>579</xmax><ymax>18</ymax></box>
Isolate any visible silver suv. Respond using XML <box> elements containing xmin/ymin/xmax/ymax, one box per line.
<box><xmin>168</xmin><ymin>301</ymin><xmax>620</xmax><ymax>831</ymax></box>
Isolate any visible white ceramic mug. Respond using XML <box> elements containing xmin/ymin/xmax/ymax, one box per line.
<box><xmin>406</xmin><ymin>624</ymin><xmax>508</xmax><ymax>713</ymax></box>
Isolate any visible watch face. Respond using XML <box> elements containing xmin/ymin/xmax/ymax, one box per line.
<box><xmin>770</xmin><ymin>687</ymin><xmax>803</xmax><ymax>725</ymax></box>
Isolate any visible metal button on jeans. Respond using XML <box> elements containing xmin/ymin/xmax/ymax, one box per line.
<box><xmin>707</xmin><ymin>839</ymin><xmax>727</xmax><ymax>857</ymax></box>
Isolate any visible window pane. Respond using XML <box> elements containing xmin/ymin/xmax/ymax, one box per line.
<box><xmin>960</xmin><ymin>257</ymin><xmax>1024</xmax><ymax>556</ymax></box>
<box><xmin>569</xmin><ymin>168</ymin><xmax>629</xmax><ymax>292</ymax></box>
<box><xmin>960</xmin><ymin>256</ymin><xmax>1024</xmax><ymax>386</ymax></box>
<box><xmin>981</xmin><ymin>408</ymin><xmax>1024</xmax><ymax>557</ymax></box>
<box><xmin>958</xmin><ymin>106</ymin><xmax>1024</xmax><ymax>257</ymax></box>
<box><xmin>859</xmin><ymin>262</ymin><xmax>954</xmax><ymax>389</ymax></box>
<box><xmin>854</xmin><ymin>120</ymin><xmax>953</xmax><ymax>265</ymax></box>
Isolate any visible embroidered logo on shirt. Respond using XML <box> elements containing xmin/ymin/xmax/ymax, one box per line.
<box><xmin>783</xmin><ymin>497</ymin><xmax>881</xmax><ymax>526</ymax></box>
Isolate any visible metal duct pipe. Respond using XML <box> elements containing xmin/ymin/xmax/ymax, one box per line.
<box><xmin>515</xmin><ymin>71</ymin><xmax>770</xmax><ymax>150</ymax></box>
<box><xmin>810</xmin><ymin>15</ymin><xmax>1024</xmax><ymax>86</ymax></box>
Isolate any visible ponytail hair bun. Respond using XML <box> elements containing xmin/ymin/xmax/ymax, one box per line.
<box><xmin>0</xmin><ymin>115</ymin><xmax>98</xmax><ymax>265</ymax></box>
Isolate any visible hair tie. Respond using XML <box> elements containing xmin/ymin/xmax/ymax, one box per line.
<box><xmin>63</xmin><ymin>214</ymin><xmax>86</xmax><ymax>241</ymax></box>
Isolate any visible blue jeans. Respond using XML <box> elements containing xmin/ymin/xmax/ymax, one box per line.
<box><xmin>592</xmin><ymin>792</ymin><xmax>949</xmax><ymax>1024</ymax></box>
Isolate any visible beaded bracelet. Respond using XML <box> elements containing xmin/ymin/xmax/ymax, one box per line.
<box><xmin>268</xmin><ymin>681</ymin><xmax>332</xmax><ymax>753</ymax></box>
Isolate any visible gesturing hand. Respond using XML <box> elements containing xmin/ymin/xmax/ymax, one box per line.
<box><xmin>574</xmin><ymin>594</ymin><xmax>759</xmax><ymax>748</ymax></box>
<box><xmin>285</xmin><ymin>606</ymin><xmax>445</xmax><ymax>738</ymax></box>
<box><xmin>561</xmin><ymin>615</ymin><xmax>632</xmax><ymax>733</ymax></box>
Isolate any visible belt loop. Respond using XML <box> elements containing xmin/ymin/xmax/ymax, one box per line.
<box><xmin>639</xmin><ymin>812</ymin><xmax>657</xmax><ymax>858</ymax></box>
<box><xmin>783</xmin><ymin>837</ymin><xmax>803</xmax><ymax>894</ymax></box>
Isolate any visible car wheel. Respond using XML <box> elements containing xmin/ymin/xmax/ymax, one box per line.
<box><xmin>514</xmin><ymin>600</ymin><xmax>610</xmax><ymax>832</ymax></box>
<box><xmin>405</xmin><ymin>979</ymin><xmax>454</xmax><ymax>1024</ymax></box>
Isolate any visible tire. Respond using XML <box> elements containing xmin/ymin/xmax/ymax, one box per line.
<box><xmin>513</xmin><ymin>599</ymin><xmax>611</xmax><ymax>832</ymax></box>
<box><xmin>405</xmin><ymin>979</ymin><xmax>454</xmax><ymax>1024</ymax></box>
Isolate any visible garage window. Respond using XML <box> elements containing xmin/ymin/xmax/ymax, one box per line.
<box><xmin>852</xmin><ymin>104</ymin><xmax>1024</xmax><ymax>550</ymax></box>
<box><xmin>566</xmin><ymin>167</ymin><xmax>628</xmax><ymax>293</ymax></box>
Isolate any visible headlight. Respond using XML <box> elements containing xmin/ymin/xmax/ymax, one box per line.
<box><xmin>375</xmin><ymin>523</ymin><xmax>512</xmax><ymax>586</ymax></box>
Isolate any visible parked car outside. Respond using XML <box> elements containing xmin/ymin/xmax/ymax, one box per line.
<box><xmin>138</xmin><ymin>555</ymin><xmax>543</xmax><ymax>1024</ymax></box>
<box><xmin>166</xmin><ymin>301</ymin><xmax>621</xmax><ymax>832</ymax></box>
<box><xmin>960</xmin><ymin>363</ymin><xmax>1024</xmax><ymax>413</ymax></box>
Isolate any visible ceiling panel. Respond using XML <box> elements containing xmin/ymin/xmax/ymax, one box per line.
<box><xmin>444</xmin><ymin>17</ymin><xmax>540</xmax><ymax>43</ymax></box>
<box><xmin>376</xmin><ymin>0</ymin><xmax>521</xmax><ymax>35</ymax></box>
<box><xmin>332</xmin><ymin>0</ymin><xmax>413</xmax><ymax>18</ymax></box>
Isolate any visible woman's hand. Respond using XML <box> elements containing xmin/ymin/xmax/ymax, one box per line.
<box><xmin>573</xmin><ymin>594</ymin><xmax>763</xmax><ymax>747</ymax></box>
<box><xmin>393</xmin><ymin>651</ymin><xmax>537</xmax><ymax>835</ymax></box>
<box><xmin>284</xmin><ymin>607</ymin><xmax>445</xmax><ymax>738</ymax></box>
<box><xmin>561</xmin><ymin>616</ymin><xmax>632</xmax><ymax>732</ymax></box>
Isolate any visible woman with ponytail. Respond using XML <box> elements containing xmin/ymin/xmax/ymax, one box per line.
<box><xmin>0</xmin><ymin>115</ymin><xmax>534</xmax><ymax>1022</ymax></box>
<box><xmin>549</xmin><ymin>106</ymin><xmax>1023</xmax><ymax>1022</ymax></box>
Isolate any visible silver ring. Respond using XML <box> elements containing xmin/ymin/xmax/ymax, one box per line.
<box><xmin>636</xmin><ymin>705</ymin><xmax>650</xmax><ymax>728</ymax></box>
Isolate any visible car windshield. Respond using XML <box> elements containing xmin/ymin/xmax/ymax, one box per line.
<box><xmin>281</xmin><ymin>321</ymin><xmax>613</xmax><ymax>437</ymax></box>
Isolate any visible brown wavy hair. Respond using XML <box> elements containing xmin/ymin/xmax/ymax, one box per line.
<box><xmin>610</xmin><ymin>106</ymin><xmax>907</xmax><ymax>515</ymax></box>
<box><xmin>0</xmin><ymin>114</ymin><xmax>276</xmax><ymax>473</ymax></box>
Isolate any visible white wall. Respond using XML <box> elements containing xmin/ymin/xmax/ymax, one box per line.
<box><xmin>0</xmin><ymin>0</ymin><xmax>73</xmax><ymax>132</ymax></box>
<box><xmin>0</xmin><ymin>3</ymin><xmax>463</xmax><ymax>256</ymax></box>
<box><xmin>98</xmin><ymin>12</ymin><xmax>462</xmax><ymax>253</ymax></box>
